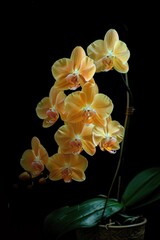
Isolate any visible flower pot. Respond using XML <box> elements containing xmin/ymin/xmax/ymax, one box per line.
<box><xmin>76</xmin><ymin>218</ymin><xmax>147</xmax><ymax>240</ymax></box>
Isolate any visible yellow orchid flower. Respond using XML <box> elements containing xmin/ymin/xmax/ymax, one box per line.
<box><xmin>51</xmin><ymin>46</ymin><xmax>96</xmax><ymax>90</ymax></box>
<box><xmin>54</xmin><ymin>122</ymin><xmax>96</xmax><ymax>156</ymax></box>
<box><xmin>64</xmin><ymin>81</ymin><xmax>113</xmax><ymax>126</ymax></box>
<box><xmin>20</xmin><ymin>136</ymin><xmax>49</xmax><ymax>178</ymax></box>
<box><xmin>36</xmin><ymin>86</ymin><xmax>66</xmax><ymax>127</ymax></box>
<box><xmin>46</xmin><ymin>153</ymin><xmax>88</xmax><ymax>182</ymax></box>
<box><xmin>87</xmin><ymin>29</ymin><xmax>130</xmax><ymax>73</ymax></box>
<box><xmin>93</xmin><ymin>116</ymin><xmax>125</xmax><ymax>153</ymax></box>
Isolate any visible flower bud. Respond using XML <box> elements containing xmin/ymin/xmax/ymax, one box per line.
<box><xmin>19</xmin><ymin>171</ymin><xmax>31</xmax><ymax>181</ymax></box>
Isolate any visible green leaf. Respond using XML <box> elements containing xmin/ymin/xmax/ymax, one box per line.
<box><xmin>121</xmin><ymin>167</ymin><xmax>160</xmax><ymax>208</ymax></box>
<box><xmin>43</xmin><ymin>197</ymin><xmax>123</xmax><ymax>240</ymax></box>
<box><xmin>128</xmin><ymin>187</ymin><xmax>160</xmax><ymax>210</ymax></box>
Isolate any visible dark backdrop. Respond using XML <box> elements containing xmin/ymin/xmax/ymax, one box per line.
<box><xmin>3</xmin><ymin>1</ymin><xmax>159</xmax><ymax>240</ymax></box>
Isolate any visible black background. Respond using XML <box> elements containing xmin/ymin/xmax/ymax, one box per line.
<box><xmin>3</xmin><ymin>1</ymin><xmax>160</xmax><ymax>239</ymax></box>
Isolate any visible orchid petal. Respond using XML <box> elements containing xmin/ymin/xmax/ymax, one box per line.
<box><xmin>20</xmin><ymin>150</ymin><xmax>35</xmax><ymax>172</ymax></box>
<box><xmin>36</xmin><ymin>97</ymin><xmax>51</xmax><ymax>119</ymax></box>
<box><xmin>52</xmin><ymin>58</ymin><xmax>73</xmax><ymax>81</ymax></box>
<box><xmin>108</xmin><ymin>120</ymin><xmax>125</xmax><ymax>142</ymax></box>
<box><xmin>92</xmin><ymin>94</ymin><xmax>113</xmax><ymax>118</ymax></box>
<box><xmin>104</xmin><ymin>29</ymin><xmax>119</xmax><ymax>51</ymax></box>
<box><xmin>82</xmin><ymin>81</ymin><xmax>99</xmax><ymax>103</ymax></box>
<box><xmin>87</xmin><ymin>40</ymin><xmax>106</xmax><ymax>61</ymax></box>
<box><xmin>70</xmin><ymin>46</ymin><xmax>86</xmax><ymax>69</ymax></box>
<box><xmin>114</xmin><ymin>40</ymin><xmax>130</xmax><ymax>62</ymax></box>
<box><xmin>92</xmin><ymin>126</ymin><xmax>106</xmax><ymax>146</ymax></box>
<box><xmin>79</xmin><ymin>56</ymin><xmax>96</xmax><ymax>81</ymax></box>
<box><xmin>113</xmin><ymin>58</ymin><xmax>129</xmax><ymax>73</ymax></box>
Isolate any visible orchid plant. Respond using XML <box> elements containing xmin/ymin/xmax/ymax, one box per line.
<box><xmin>18</xmin><ymin>28</ymin><xmax>160</xmax><ymax>240</ymax></box>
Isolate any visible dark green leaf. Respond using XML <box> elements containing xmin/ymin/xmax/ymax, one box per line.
<box><xmin>43</xmin><ymin>197</ymin><xmax>123</xmax><ymax>239</ymax></box>
<box><xmin>121</xmin><ymin>167</ymin><xmax>160</xmax><ymax>208</ymax></box>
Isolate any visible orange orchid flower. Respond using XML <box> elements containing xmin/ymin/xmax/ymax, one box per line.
<box><xmin>46</xmin><ymin>153</ymin><xmax>88</xmax><ymax>182</ymax></box>
<box><xmin>36</xmin><ymin>86</ymin><xmax>66</xmax><ymax>127</ymax></box>
<box><xmin>54</xmin><ymin>122</ymin><xmax>96</xmax><ymax>156</ymax></box>
<box><xmin>51</xmin><ymin>46</ymin><xmax>96</xmax><ymax>90</ymax></box>
<box><xmin>92</xmin><ymin>116</ymin><xmax>125</xmax><ymax>153</ymax></box>
<box><xmin>64</xmin><ymin>81</ymin><xmax>113</xmax><ymax>126</ymax></box>
<box><xmin>87</xmin><ymin>29</ymin><xmax>130</xmax><ymax>73</ymax></box>
<box><xmin>20</xmin><ymin>136</ymin><xmax>49</xmax><ymax>178</ymax></box>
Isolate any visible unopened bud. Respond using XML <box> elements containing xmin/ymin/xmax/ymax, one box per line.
<box><xmin>38</xmin><ymin>177</ymin><xmax>47</xmax><ymax>184</ymax></box>
<box><xmin>19</xmin><ymin>171</ymin><xmax>31</xmax><ymax>181</ymax></box>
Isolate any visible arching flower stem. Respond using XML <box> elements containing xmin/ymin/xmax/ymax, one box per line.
<box><xmin>101</xmin><ymin>72</ymin><xmax>135</xmax><ymax>222</ymax></box>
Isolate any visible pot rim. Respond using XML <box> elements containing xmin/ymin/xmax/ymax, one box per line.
<box><xmin>99</xmin><ymin>217</ymin><xmax>147</xmax><ymax>229</ymax></box>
